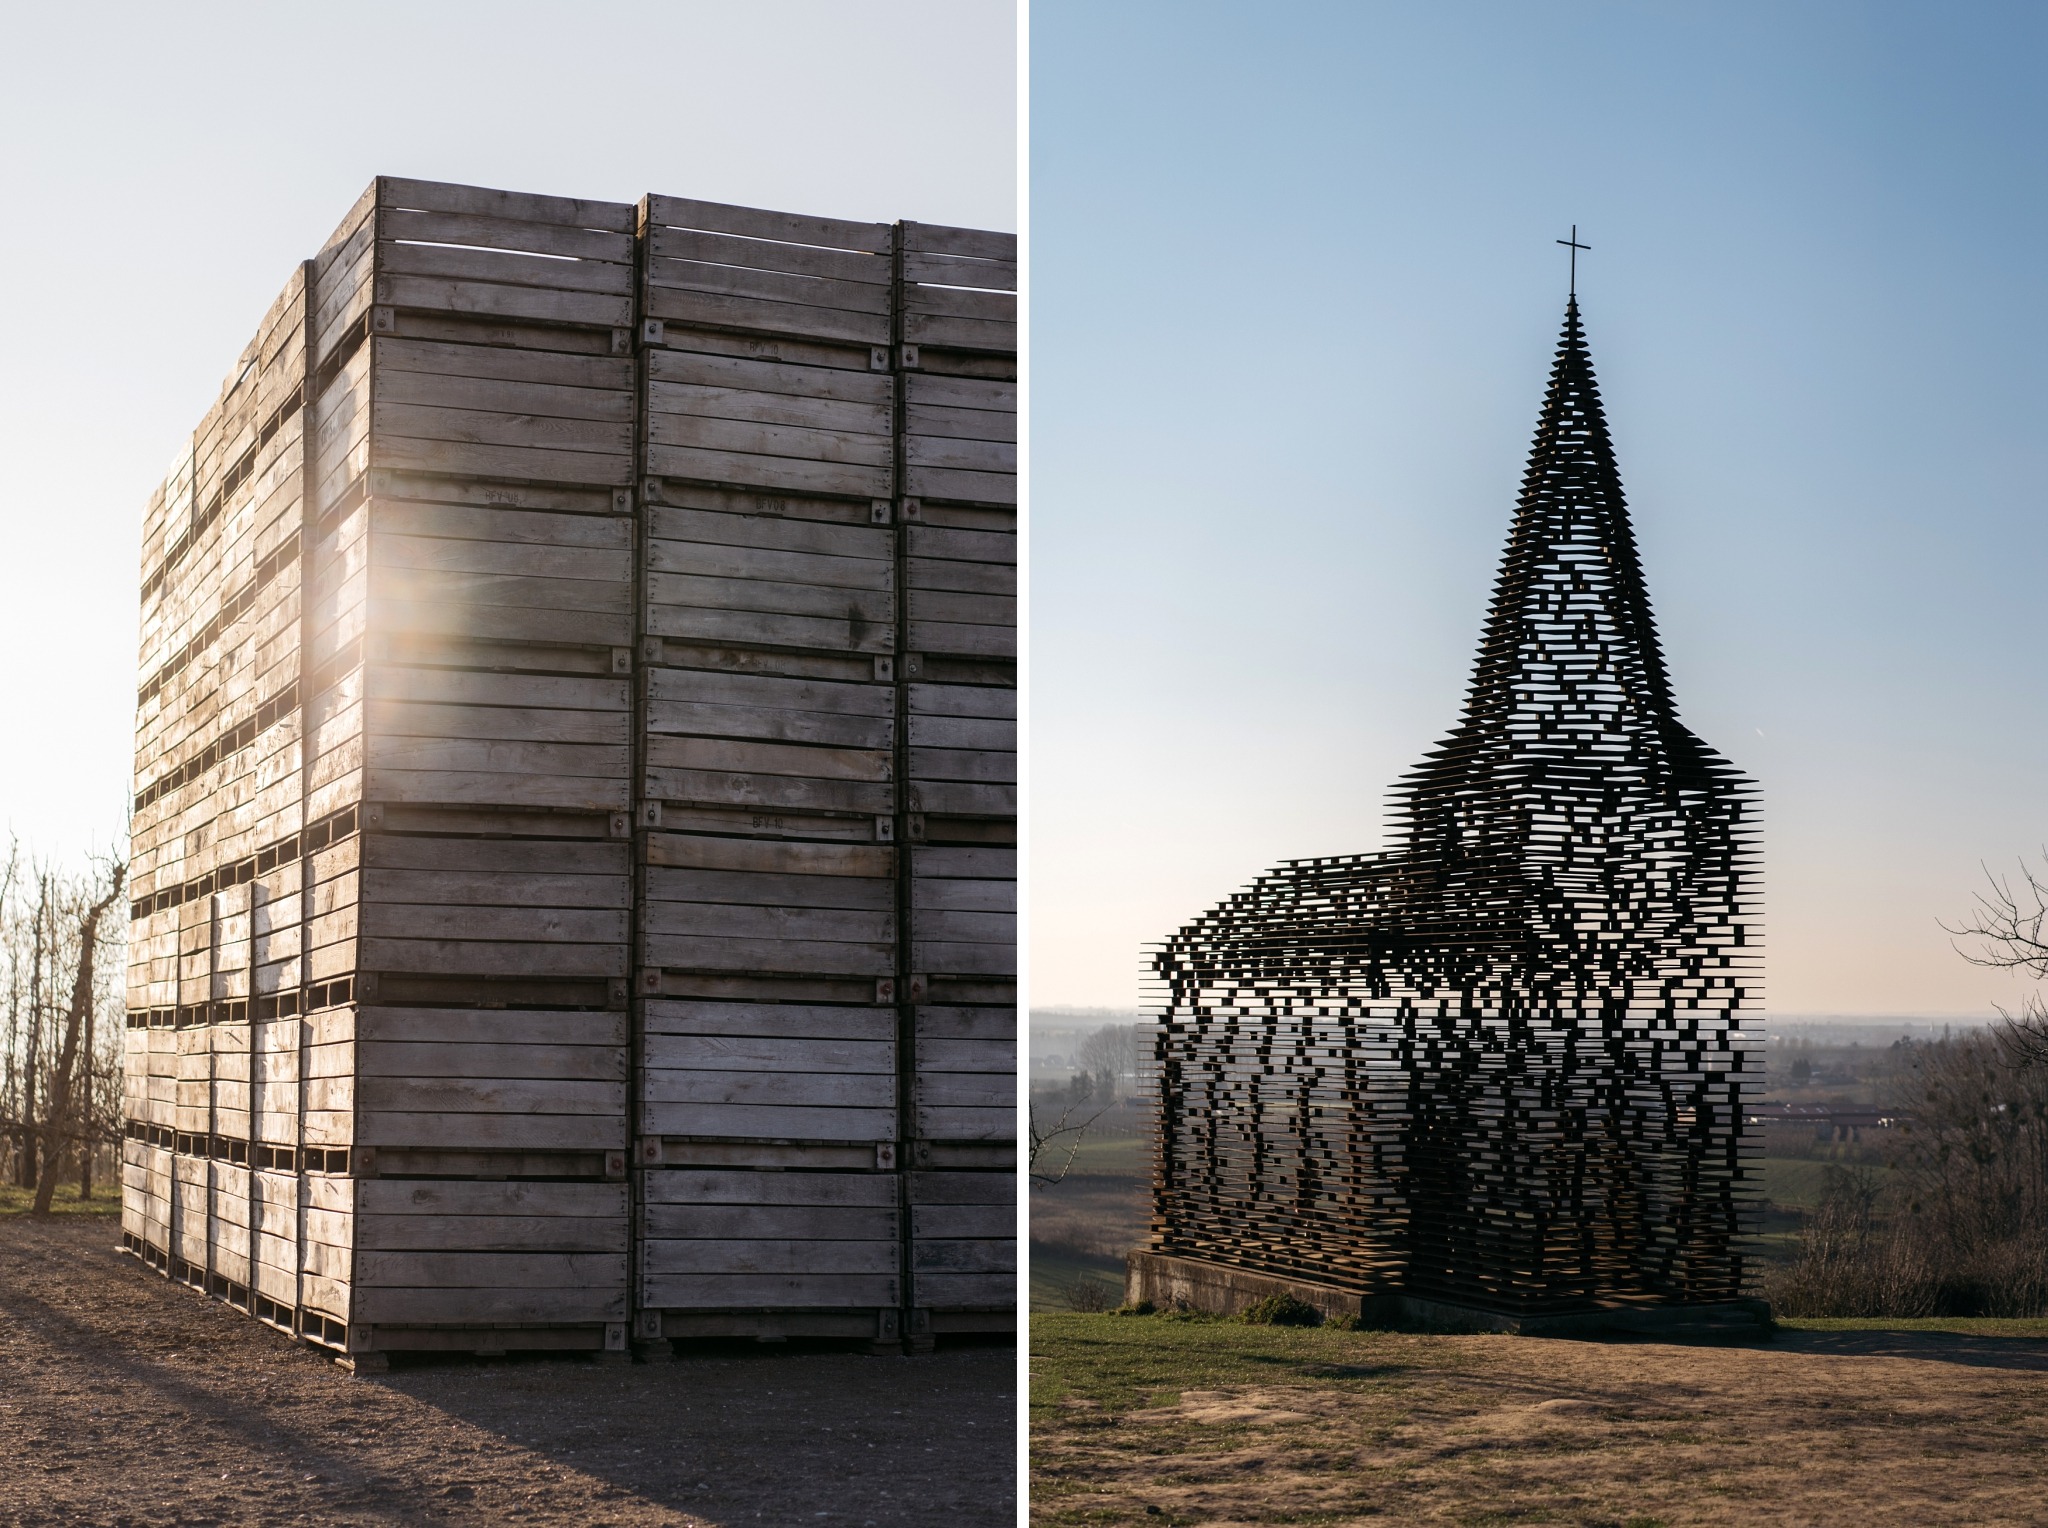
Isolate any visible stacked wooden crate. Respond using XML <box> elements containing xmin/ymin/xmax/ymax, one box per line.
<box><xmin>633</xmin><ymin>195</ymin><xmax>910</xmax><ymax>1345</ymax></box>
<box><xmin>125</xmin><ymin>177</ymin><xmax>1015</xmax><ymax>1360</ymax></box>
<box><xmin>344</xmin><ymin>176</ymin><xmax>638</xmax><ymax>1357</ymax></box>
<box><xmin>898</xmin><ymin>221</ymin><xmax>1018</xmax><ymax>1338</ymax></box>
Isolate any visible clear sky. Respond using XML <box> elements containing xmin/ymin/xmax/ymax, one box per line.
<box><xmin>0</xmin><ymin>0</ymin><xmax>1015</xmax><ymax>865</ymax></box>
<box><xmin>1029</xmin><ymin>2</ymin><xmax>2048</xmax><ymax>1018</ymax></box>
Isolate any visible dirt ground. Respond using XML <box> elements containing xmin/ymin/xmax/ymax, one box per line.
<box><xmin>0</xmin><ymin>1216</ymin><xmax>1016</xmax><ymax>1526</ymax></box>
<box><xmin>1032</xmin><ymin>1311</ymin><xmax>2048</xmax><ymax>1526</ymax></box>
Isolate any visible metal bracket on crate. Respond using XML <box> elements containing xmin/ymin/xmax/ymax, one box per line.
<box><xmin>869</xmin><ymin>346</ymin><xmax>890</xmax><ymax>371</ymax></box>
<box><xmin>610</xmin><ymin>647</ymin><xmax>633</xmax><ymax>675</ymax></box>
<box><xmin>635</xmin><ymin>1310</ymin><xmax>663</xmax><ymax>1340</ymax></box>
<box><xmin>874</xmin><ymin>816</ymin><xmax>895</xmax><ymax>842</ymax></box>
<box><xmin>604</xmin><ymin>1323</ymin><xmax>628</xmax><ymax>1352</ymax></box>
<box><xmin>370</xmin><ymin>306</ymin><xmax>395</xmax><ymax>333</ymax></box>
<box><xmin>874</xmin><ymin>978</ymin><xmax>897</xmax><ymax>1004</ymax></box>
<box><xmin>604</xmin><ymin>1153</ymin><xmax>627</xmax><ymax>1181</ymax></box>
<box><xmin>640</xmin><ymin>801</ymin><xmax>662</xmax><ymax>828</ymax></box>
<box><xmin>870</xmin><ymin>500</ymin><xmax>892</xmax><ymax>525</ymax></box>
<box><xmin>642</xmin><ymin>477</ymin><xmax>664</xmax><ymax>505</ymax></box>
<box><xmin>873</xmin><ymin>656</ymin><xmax>895</xmax><ymax>682</ymax></box>
<box><xmin>611</xmin><ymin>487</ymin><xmax>633</xmax><ymax>514</ymax></box>
<box><xmin>900</xmin><ymin>498</ymin><xmax>922</xmax><ymax>522</ymax></box>
<box><xmin>640</xmin><ymin>318</ymin><xmax>665</xmax><ymax>345</ymax></box>
<box><xmin>875</xmin><ymin>1143</ymin><xmax>898</xmax><ymax>1170</ymax></box>
<box><xmin>898</xmin><ymin>344</ymin><xmax>920</xmax><ymax>369</ymax></box>
<box><xmin>638</xmin><ymin>968</ymin><xmax>663</xmax><ymax>996</ymax></box>
<box><xmin>637</xmin><ymin>1137</ymin><xmax>662</xmax><ymax>1165</ymax></box>
<box><xmin>608</xmin><ymin>811</ymin><xmax>632</xmax><ymax>840</ymax></box>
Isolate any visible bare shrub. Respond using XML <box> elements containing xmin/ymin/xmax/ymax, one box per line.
<box><xmin>1064</xmin><ymin>1278</ymin><xmax>1111</xmax><ymax>1313</ymax></box>
<box><xmin>1771</xmin><ymin>1033</ymin><xmax>2048</xmax><ymax>1317</ymax></box>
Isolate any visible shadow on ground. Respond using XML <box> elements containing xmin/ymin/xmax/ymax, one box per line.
<box><xmin>0</xmin><ymin>1216</ymin><xmax>1015</xmax><ymax>1527</ymax></box>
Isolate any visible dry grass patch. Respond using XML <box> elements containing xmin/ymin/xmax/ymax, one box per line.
<box><xmin>1032</xmin><ymin>1312</ymin><xmax>2048</xmax><ymax>1525</ymax></box>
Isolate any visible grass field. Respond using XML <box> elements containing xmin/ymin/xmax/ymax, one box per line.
<box><xmin>0</xmin><ymin>1181</ymin><xmax>119</xmax><ymax>1216</ymax></box>
<box><xmin>1031</xmin><ymin>1311</ymin><xmax>2048</xmax><ymax>1525</ymax></box>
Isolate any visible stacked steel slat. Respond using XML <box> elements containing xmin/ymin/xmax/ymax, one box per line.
<box><xmin>1147</xmin><ymin>299</ymin><xmax>1760</xmax><ymax>1315</ymax></box>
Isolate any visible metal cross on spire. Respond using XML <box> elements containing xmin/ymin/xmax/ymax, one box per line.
<box><xmin>1556</xmin><ymin>225</ymin><xmax>1591</xmax><ymax>297</ymax></box>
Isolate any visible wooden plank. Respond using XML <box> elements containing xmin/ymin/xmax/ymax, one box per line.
<box><xmin>643</xmin><ymin>766</ymin><xmax>890</xmax><ymax>815</ymax></box>
<box><xmin>353</xmin><ymin>1110</ymin><xmax>622</xmax><ymax>1150</ymax></box>
<box><xmin>356</xmin><ymin>1007</ymin><xmax>626</xmax><ymax>1046</ymax></box>
<box><xmin>376</xmin><ymin>368</ymin><xmax>634</xmax><ymax>423</ymax></box>
<box><xmin>643</xmin><ymin>1033</ymin><xmax>893</xmax><ymax>1074</ymax></box>
<box><xmin>380</xmin><ymin>176</ymin><xmax>636</xmax><ymax>234</ymax></box>
<box><xmin>647</xmin><ymin>505</ymin><xmax>891</xmax><ymax>561</ymax></box>
<box><xmin>648</xmin><ymin>224</ymin><xmax>889</xmax><ymax>285</ymax></box>
<box><xmin>649</xmin><ymin>380</ymin><xmax>890</xmax><ymax>435</ymax></box>
<box><xmin>643</xmin><ymin>1205</ymin><xmax>895</xmax><ymax>1239</ymax></box>
<box><xmin>376</xmin><ymin>434</ymin><xmax>634</xmax><ymax>489</ymax></box>
<box><xmin>643</xmin><ymin>287</ymin><xmax>889</xmax><ymax>347</ymax></box>
<box><xmin>902</xmin><ymin>222</ymin><xmax>1015</xmax><ymax>262</ymax></box>
<box><xmin>642</xmin><ymin>1071</ymin><xmax>895</xmax><ymax>1109</ymax></box>
<box><xmin>642</xmin><ymin>1001</ymin><xmax>894</xmax><ymax>1042</ymax></box>
<box><xmin>640</xmin><ymin>1273</ymin><xmax>897</xmax><ymax>1308</ymax></box>
<box><xmin>903</xmin><ymin>465</ymin><xmax>1016</xmax><ymax>506</ymax></box>
<box><xmin>642</xmin><ymin>900</ymin><xmax>892</xmax><ymax>943</ymax></box>
<box><xmin>639</xmin><ymin>1101</ymin><xmax>895</xmax><ymax>1142</ymax></box>
<box><xmin>356</xmin><ymin>936</ymin><xmax>627</xmax><ymax>978</ymax></box>
<box><xmin>646</xmin><ymin>443</ymin><xmax>888</xmax><ymax>500</ymax></box>
<box><xmin>375</xmin><ymin>272</ymin><xmax>632</xmax><ymax>329</ymax></box>
<box><xmin>645</xmin><ymin>256</ymin><xmax>890</xmax><ymax>316</ymax></box>
<box><xmin>641</xmin><ymin>935</ymin><xmax>892</xmax><ymax>978</ymax></box>
<box><xmin>378</xmin><ymin>240</ymin><xmax>632</xmax><ymax>296</ymax></box>
<box><xmin>646</xmin><ymin>348</ymin><xmax>893</xmax><ymax>405</ymax></box>
<box><xmin>642</xmin><ymin>735</ymin><xmax>889</xmax><ymax>784</ymax></box>
<box><xmin>642</xmin><ymin>1240</ymin><xmax>898</xmax><ymax>1276</ymax></box>
<box><xmin>643</xmin><ymin>194</ymin><xmax>891</xmax><ymax>253</ymax></box>
<box><xmin>643</xmin><ymin>834</ymin><xmax>892</xmax><ymax>878</ymax></box>
<box><xmin>645</xmin><ymin>865</ymin><xmax>891</xmax><ymax>911</ymax></box>
<box><xmin>646</xmin><ymin>571</ymin><xmax>892</xmax><ymax>622</ymax></box>
<box><xmin>352</xmin><ymin>1286</ymin><xmax>627</xmax><ymax>1323</ymax></box>
<box><xmin>381</xmin><ymin>206</ymin><xmax>633</xmax><ymax>263</ymax></box>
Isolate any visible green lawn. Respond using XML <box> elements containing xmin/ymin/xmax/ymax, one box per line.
<box><xmin>0</xmin><ymin>1182</ymin><xmax>121</xmax><ymax>1216</ymax></box>
<box><xmin>1031</xmin><ymin>1310</ymin><xmax>1461</xmax><ymax>1419</ymax></box>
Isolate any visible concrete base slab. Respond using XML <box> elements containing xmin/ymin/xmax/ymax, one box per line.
<box><xmin>1126</xmin><ymin>1251</ymin><xmax>1772</xmax><ymax>1341</ymax></box>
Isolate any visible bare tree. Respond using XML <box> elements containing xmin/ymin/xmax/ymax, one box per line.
<box><xmin>1073</xmin><ymin>1023</ymin><xmax>1142</xmax><ymax>1105</ymax></box>
<box><xmin>31</xmin><ymin>862</ymin><xmax>124</xmax><ymax>1214</ymax></box>
<box><xmin>1</xmin><ymin>848</ymin><xmax>127</xmax><ymax>1202</ymax></box>
<box><xmin>1946</xmin><ymin>854</ymin><xmax>2048</xmax><ymax>1064</ymax></box>
<box><xmin>1028</xmin><ymin>1075</ymin><xmax>1108</xmax><ymax>1187</ymax></box>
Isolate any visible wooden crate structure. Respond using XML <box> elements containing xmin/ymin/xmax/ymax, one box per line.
<box><xmin>630</xmin><ymin>198</ymin><xmax>1016</xmax><ymax>1346</ymax></box>
<box><xmin>1144</xmin><ymin>300</ymin><xmax>1759</xmax><ymax>1318</ymax></box>
<box><xmin>124</xmin><ymin>177</ymin><xmax>1014</xmax><ymax>1359</ymax></box>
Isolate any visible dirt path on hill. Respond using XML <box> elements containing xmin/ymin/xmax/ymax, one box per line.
<box><xmin>1032</xmin><ymin>1312</ymin><xmax>2048</xmax><ymax>1526</ymax></box>
<box><xmin>0</xmin><ymin>1215</ymin><xmax>1016</xmax><ymax>1526</ymax></box>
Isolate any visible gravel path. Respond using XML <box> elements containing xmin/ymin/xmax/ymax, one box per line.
<box><xmin>0</xmin><ymin>1215</ymin><xmax>1016</xmax><ymax>1526</ymax></box>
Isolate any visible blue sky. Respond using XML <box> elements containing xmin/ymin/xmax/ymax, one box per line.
<box><xmin>1029</xmin><ymin>2</ymin><xmax>2048</xmax><ymax>1015</ymax></box>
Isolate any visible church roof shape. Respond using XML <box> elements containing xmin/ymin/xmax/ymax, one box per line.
<box><xmin>1142</xmin><ymin>292</ymin><xmax>1761</xmax><ymax>1315</ymax></box>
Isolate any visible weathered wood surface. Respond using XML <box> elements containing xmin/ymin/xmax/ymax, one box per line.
<box><xmin>129</xmin><ymin>176</ymin><xmax>1015</xmax><ymax>1345</ymax></box>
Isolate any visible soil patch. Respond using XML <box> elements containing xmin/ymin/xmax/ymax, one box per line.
<box><xmin>0</xmin><ymin>1216</ymin><xmax>1015</xmax><ymax>1526</ymax></box>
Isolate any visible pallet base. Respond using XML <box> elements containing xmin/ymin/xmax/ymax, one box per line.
<box><xmin>1127</xmin><ymin>1251</ymin><xmax>1772</xmax><ymax>1340</ymax></box>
